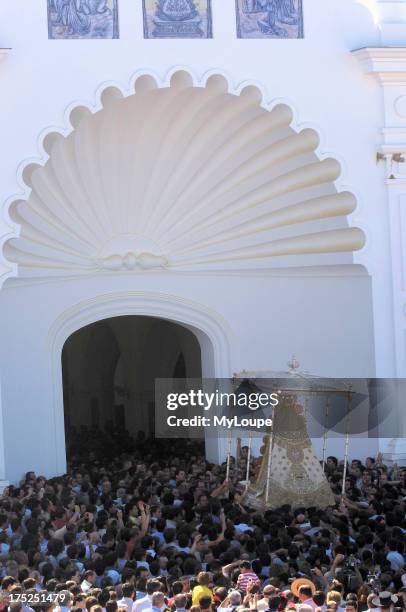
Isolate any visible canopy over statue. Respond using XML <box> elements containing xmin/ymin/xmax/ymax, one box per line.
<box><xmin>232</xmin><ymin>359</ymin><xmax>362</xmax><ymax>510</ymax></box>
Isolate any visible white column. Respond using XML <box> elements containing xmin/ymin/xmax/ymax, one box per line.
<box><xmin>353</xmin><ymin>47</ymin><xmax>406</xmax><ymax>464</ymax></box>
<box><xmin>377</xmin><ymin>0</ymin><xmax>406</xmax><ymax>46</ymax></box>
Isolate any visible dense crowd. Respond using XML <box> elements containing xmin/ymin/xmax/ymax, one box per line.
<box><xmin>0</xmin><ymin>432</ymin><xmax>405</xmax><ymax>612</ymax></box>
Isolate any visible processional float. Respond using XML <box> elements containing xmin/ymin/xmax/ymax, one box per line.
<box><xmin>225</xmin><ymin>358</ymin><xmax>366</xmax><ymax>510</ymax></box>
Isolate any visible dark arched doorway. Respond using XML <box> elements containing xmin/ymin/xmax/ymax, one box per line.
<box><xmin>62</xmin><ymin>316</ymin><xmax>202</xmax><ymax>463</ymax></box>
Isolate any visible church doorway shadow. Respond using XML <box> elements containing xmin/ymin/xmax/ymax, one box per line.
<box><xmin>61</xmin><ymin>315</ymin><xmax>203</xmax><ymax>466</ymax></box>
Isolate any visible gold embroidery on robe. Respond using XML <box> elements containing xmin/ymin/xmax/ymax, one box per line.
<box><xmin>244</xmin><ymin>394</ymin><xmax>335</xmax><ymax>509</ymax></box>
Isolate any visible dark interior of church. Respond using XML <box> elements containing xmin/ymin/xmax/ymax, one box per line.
<box><xmin>61</xmin><ymin>316</ymin><xmax>202</xmax><ymax>463</ymax></box>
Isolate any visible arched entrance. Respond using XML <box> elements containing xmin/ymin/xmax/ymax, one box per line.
<box><xmin>45</xmin><ymin>290</ymin><xmax>230</xmax><ymax>477</ymax></box>
<box><xmin>61</xmin><ymin>315</ymin><xmax>202</xmax><ymax>464</ymax></box>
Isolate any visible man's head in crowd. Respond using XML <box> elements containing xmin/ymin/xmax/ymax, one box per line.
<box><xmin>298</xmin><ymin>586</ymin><xmax>314</xmax><ymax>603</ymax></box>
<box><xmin>174</xmin><ymin>594</ymin><xmax>187</xmax><ymax>610</ymax></box>
<box><xmin>151</xmin><ymin>592</ymin><xmax>165</xmax><ymax>611</ymax></box>
<box><xmin>198</xmin><ymin>595</ymin><xmax>212</xmax><ymax>612</ymax></box>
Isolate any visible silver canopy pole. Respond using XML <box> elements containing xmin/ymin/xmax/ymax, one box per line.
<box><xmin>341</xmin><ymin>387</ymin><xmax>352</xmax><ymax>499</ymax></box>
<box><xmin>322</xmin><ymin>396</ymin><xmax>330</xmax><ymax>473</ymax></box>
<box><xmin>245</xmin><ymin>431</ymin><xmax>252</xmax><ymax>492</ymax></box>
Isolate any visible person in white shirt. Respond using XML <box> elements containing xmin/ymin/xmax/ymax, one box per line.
<box><xmin>117</xmin><ymin>583</ymin><xmax>135</xmax><ymax>612</ymax></box>
<box><xmin>151</xmin><ymin>592</ymin><xmax>166</xmax><ymax>612</ymax></box>
<box><xmin>132</xmin><ymin>579</ymin><xmax>163</xmax><ymax>612</ymax></box>
<box><xmin>80</xmin><ymin>570</ymin><xmax>96</xmax><ymax>593</ymax></box>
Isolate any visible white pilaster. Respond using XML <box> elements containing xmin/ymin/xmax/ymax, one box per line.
<box><xmin>377</xmin><ymin>0</ymin><xmax>406</xmax><ymax>46</ymax></box>
<box><xmin>354</xmin><ymin>46</ymin><xmax>406</xmax><ymax>464</ymax></box>
<box><xmin>382</xmin><ymin>438</ymin><xmax>406</xmax><ymax>466</ymax></box>
<box><xmin>354</xmin><ymin>47</ymin><xmax>406</xmax><ymax>377</ymax></box>
<box><xmin>0</xmin><ymin>379</ymin><xmax>9</xmax><ymax>490</ymax></box>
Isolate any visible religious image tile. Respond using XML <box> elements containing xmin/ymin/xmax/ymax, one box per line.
<box><xmin>48</xmin><ymin>0</ymin><xmax>119</xmax><ymax>39</ymax></box>
<box><xmin>235</xmin><ymin>0</ymin><xmax>303</xmax><ymax>39</ymax></box>
<box><xmin>143</xmin><ymin>0</ymin><xmax>212</xmax><ymax>39</ymax></box>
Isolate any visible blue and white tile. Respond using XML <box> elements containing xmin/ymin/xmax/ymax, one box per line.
<box><xmin>48</xmin><ymin>0</ymin><xmax>119</xmax><ymax>39</ymax></box>
<box><xmin>143</xmin><ymin>0</ymin><xmax>212</xmax><ymax>39</ymax></box>
<box><xmin>236</xmin><ymin>0</ymin><xmax>303</xmax><ymax>39</ymax></box>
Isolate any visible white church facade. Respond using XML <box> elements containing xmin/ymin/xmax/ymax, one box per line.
<box><xmin>0</xmin><ymin>0</ymin><xmax>405</xmax><ymax>485</ymax></box>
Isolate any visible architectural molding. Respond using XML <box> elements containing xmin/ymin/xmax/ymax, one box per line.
<box><xmin>377</xmin><ymin>151</ymin><xmax>406</xmax><ymax>179</ymax></box>
<box><xmin>376</xmin><ymin>0</ymin><xmax>406</xmax><ymax>46</ymax></box>
<box><xmin>0</xmin><ymin>49</ymin><xmax>10</xmax><ymax>62</ymax></box>
<box><xmin>1</xmin><ymin>263</ymin><xmax>368</xmax><ymax>292</ymax></box>
<box><xmin>48</xmin><ymin>291</ymin><xmax>233</xmax><ymax>372</ymax></box>
<box><xmin>353</xmin><ymin>47</ymin><xmax>406</xmax><ymax>75</ymax></box>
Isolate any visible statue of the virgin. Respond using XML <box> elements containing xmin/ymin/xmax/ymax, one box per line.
<box><xmin>245</xmin><ymin>393</ymin><xmax>335</xmax><ymax>509</ymax></box>
<box><xmin>233</xmin><ymin>362</ymin><xmax>336</xmax><ymax>510</ymax></box>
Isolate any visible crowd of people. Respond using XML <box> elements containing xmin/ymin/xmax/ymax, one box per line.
<box><xmin>0</xmin><ymin>433</ymin><xmax>404</xmax><ymax>612</ymax></box>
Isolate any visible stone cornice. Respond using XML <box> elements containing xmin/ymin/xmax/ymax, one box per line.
<box><xmin>0</xmin><ymin>49</ymin><xmax>11</xmax><ymax>61</ymax></box>
<box><xmin>353</xmin><ymin>47</ymin><xmax>406</xmax><ymax>78</ymax></box>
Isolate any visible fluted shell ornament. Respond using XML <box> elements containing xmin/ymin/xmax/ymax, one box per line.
<box><xmin>4</xmin><ymin>72</ymin><xmax>365</xmax><ymax>279</ymax></box>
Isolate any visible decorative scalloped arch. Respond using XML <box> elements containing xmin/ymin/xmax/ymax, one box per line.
<box><xmin>2</xmin><ymin>68</ymin><xmax>366</xmax><ymax>284</ymax></box>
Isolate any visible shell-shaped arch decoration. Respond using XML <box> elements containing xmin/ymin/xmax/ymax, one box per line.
<box><xmin>3</xmin><ymin>70</ymin><xmax>365</xmax><ymax>279</ymax></box>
